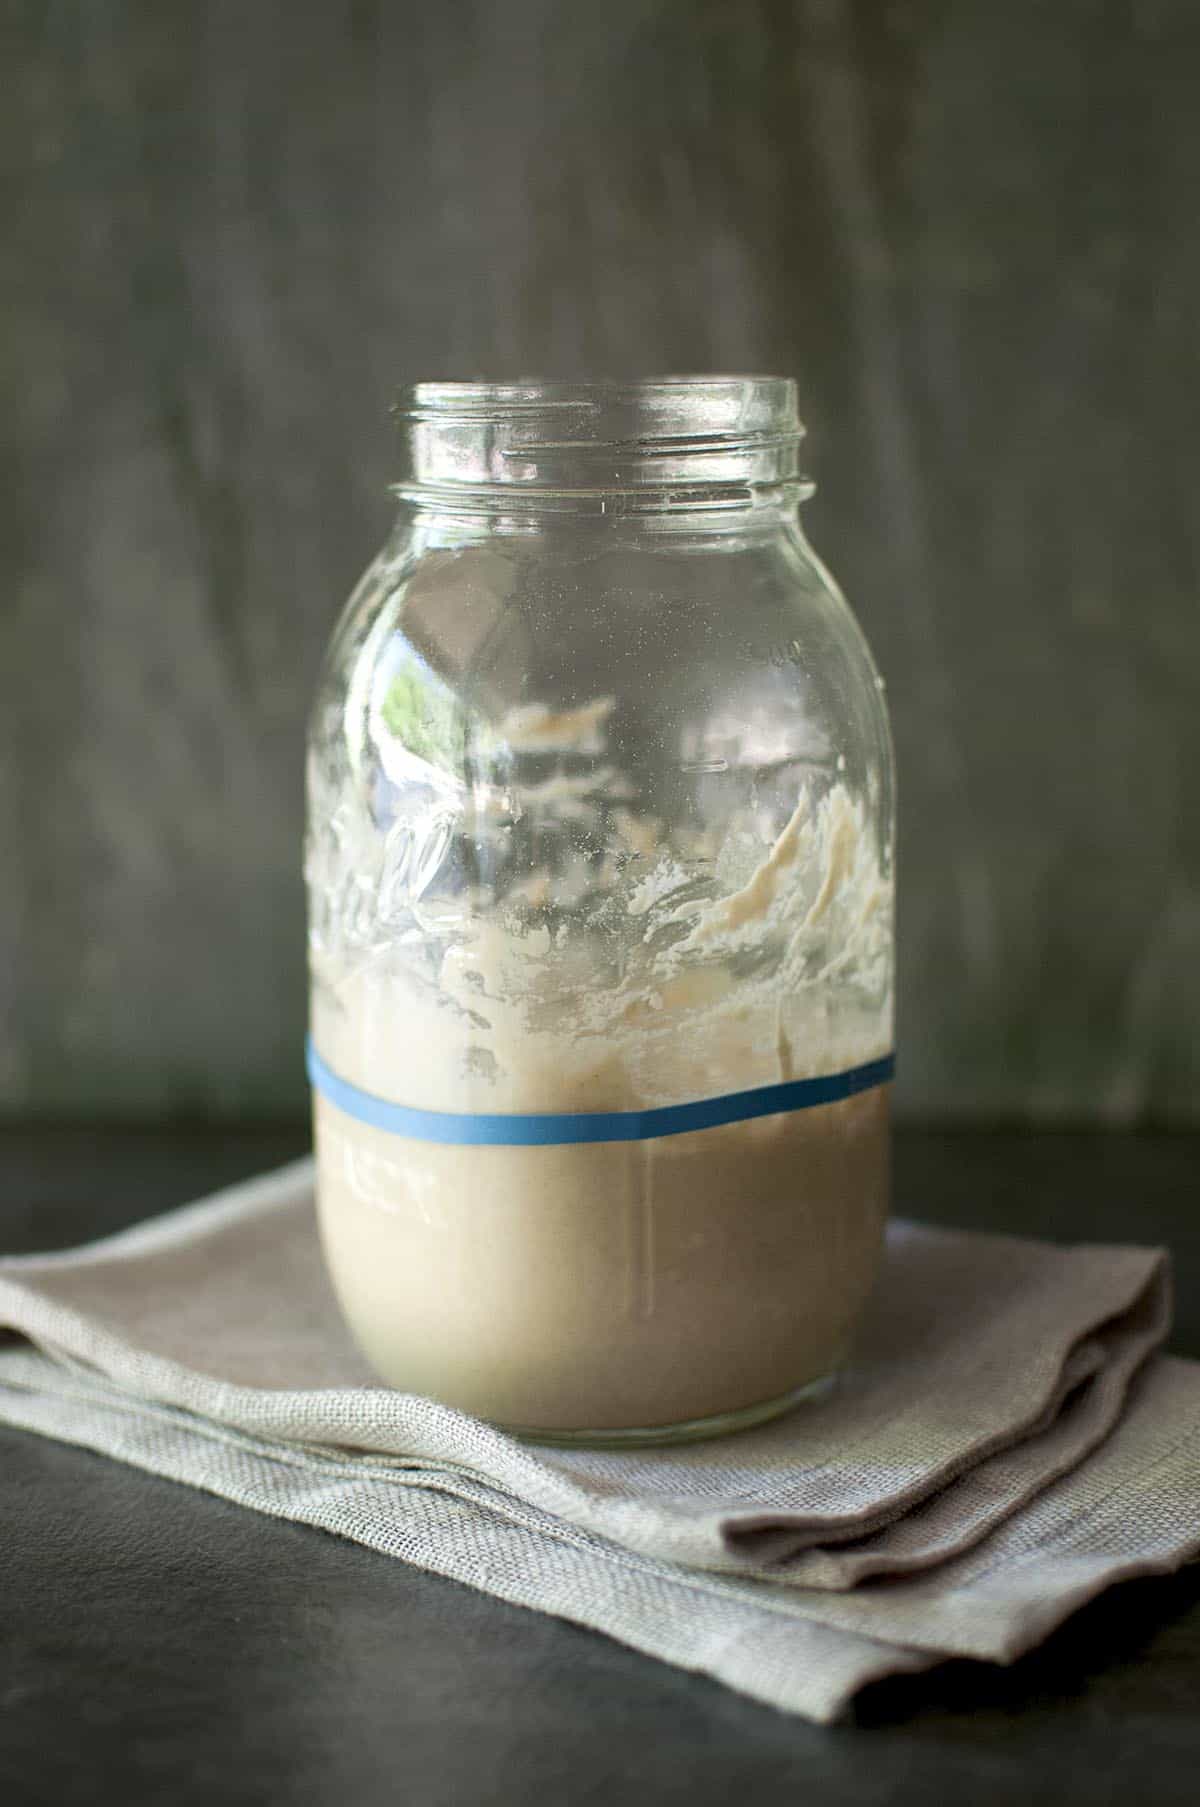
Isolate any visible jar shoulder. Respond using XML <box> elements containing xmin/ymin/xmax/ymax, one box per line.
<box><xmin>311</xmin><ymin>519</ymin><xmax>891</xmax><ymax>811</ymax></box>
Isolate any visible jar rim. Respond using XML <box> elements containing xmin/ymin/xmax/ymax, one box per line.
<box><xmin>392</xmin><ymin>377</ymin><xmax>807</xmax><ymax>505</ymax></box>
<box><xmin>395</xmin><ymin>375</ymin><xmax>801</xmax><ymax>436</ymax></box>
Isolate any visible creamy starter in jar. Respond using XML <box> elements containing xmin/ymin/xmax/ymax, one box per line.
<box><xmin>311</xmin><ymin>783</ymin><xmax>892</xmax><ymax>1434</ymax></box>
<box><xmin>306</xmin><ymin>378</ymin><xmax>896</xmax><ymax>1443</ymax></box>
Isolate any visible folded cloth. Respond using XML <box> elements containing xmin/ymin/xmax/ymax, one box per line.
<box><xmin>2</xmin><ymin>1160</ymin><xmax>1198</xmax><ymax>1724</ymax></box>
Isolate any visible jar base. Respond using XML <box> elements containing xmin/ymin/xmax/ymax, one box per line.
<box><xmin>497</xmin><ymin>1367</ymin><xmax>841</xmax><ymax>1450</ymax></box>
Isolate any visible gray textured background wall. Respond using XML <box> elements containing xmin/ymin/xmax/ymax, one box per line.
<box><xmin>2</xmin><ymin>0</ymin><xmax>1198</xmax><ymax>1124</ymax></box>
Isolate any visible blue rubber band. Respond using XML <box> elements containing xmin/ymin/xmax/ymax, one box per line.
<box><xmin>307</xmin><ymin>1039</ymin><xmax>894</xmax><ymax>1147</ymax></box>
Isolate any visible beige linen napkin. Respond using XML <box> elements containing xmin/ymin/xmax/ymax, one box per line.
<box><xmin>1</xmin><ymin>1159</ymin><xmax>1198</xmax><ymax>1723</ymax></box>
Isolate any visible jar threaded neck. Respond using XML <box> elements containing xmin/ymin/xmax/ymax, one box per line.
<box><xmin>392</xmin><ymin>377</ymin><xmax>810</xmax><ymax>514</ymax></box>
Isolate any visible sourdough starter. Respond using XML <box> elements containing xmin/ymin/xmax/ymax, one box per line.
<box><xmin>311</xmin><ymin>784</ymin><xmax>892</xmax><ymax>1434</ymax></box>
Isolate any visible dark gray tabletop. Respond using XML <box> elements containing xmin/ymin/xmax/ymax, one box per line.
<box><xmin>2</xmin><ymin>1128</ymin><xmax>1199</xmax><ymax>1806</ymax></box>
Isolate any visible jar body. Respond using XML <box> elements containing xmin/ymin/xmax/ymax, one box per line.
<box><xmin>306</xmin><ymin>384</ymin><xmax>894</xmax><ymax>1442</ymax></box>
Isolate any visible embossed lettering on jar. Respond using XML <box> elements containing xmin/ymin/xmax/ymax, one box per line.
<box><xmin>306</xmin><ymin>378</ymin><xmax>895</xmax><ymax>1445</ymax></box>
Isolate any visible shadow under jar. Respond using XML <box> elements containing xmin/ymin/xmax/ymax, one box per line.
<box><xmin>306</xmin><ymin>377</ymin><xmax>895</xmax><ymax>1445</ymax></box>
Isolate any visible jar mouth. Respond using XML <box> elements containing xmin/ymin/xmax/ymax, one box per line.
<box><xmin>392</xmin><ymin>376</ymin><xmax>809</xmax><ymax>509</ymax></box>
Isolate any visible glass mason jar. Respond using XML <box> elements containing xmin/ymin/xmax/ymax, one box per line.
<box><xmin>306</xmin><ymin>377</ymin><xmax>894</xmax><ymax>1445</ymax></box>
